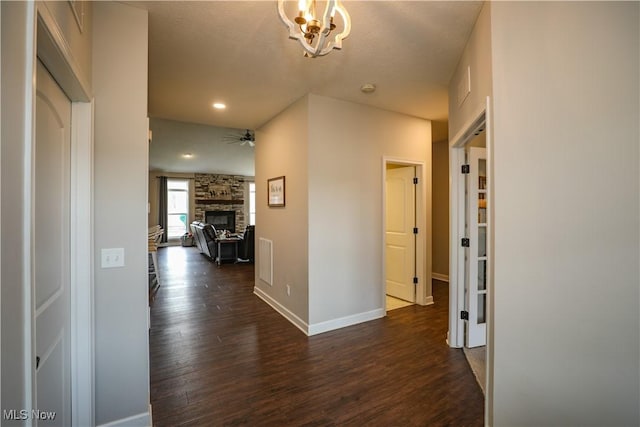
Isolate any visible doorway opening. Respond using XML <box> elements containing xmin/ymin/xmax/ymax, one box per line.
<box><xmin>448</xmin><ymin>102</ymin><xmax>492</xmax><ymax>403</ymax></box>
<box><xmin>382</xmin><ymin>158</ymin><xmax>432</xmax><ymax>312</ymax></box>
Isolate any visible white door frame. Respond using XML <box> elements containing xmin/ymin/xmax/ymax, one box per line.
<box><xmin>23</xmin><ymin>3</ymin><xmax>95</xmax><ymax>426</ymax></box>
<box><xmin>382</xmin><ymin>157</ymin><xmax>433</xmax><ymax>309</ymax></box>
<box><xmin>448</xmin><ymin>98</ymin><xmax>493</xmax><ymax>424</ymax></box>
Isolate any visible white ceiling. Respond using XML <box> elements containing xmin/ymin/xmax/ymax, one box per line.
<box><xmin>140</xmin><ymin>1</ymin><xmax>483</xmax><ymax>174</ymax></box>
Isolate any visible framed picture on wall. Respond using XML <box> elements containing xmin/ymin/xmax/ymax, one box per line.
<box><xmin>267</xmin><ymin>176</ymin><xmax>285</xmax><ymax>207</ymax></box>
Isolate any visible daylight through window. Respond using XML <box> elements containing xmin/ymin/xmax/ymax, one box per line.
<box><xmin>167</xmin><ymin>179</ymin><xmax>189</xmax><ymax>239</ymax></box>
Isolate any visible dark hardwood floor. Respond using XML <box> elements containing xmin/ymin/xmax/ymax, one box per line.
<box><xmin>150</xmin><ymin>246</ymin><xmax>484</xmax><ymax>426</ymax></box>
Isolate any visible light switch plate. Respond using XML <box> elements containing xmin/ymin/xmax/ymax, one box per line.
<box><xmin>101</xmin><ymin>248</ymin><xmax>125</xmax><ymax>268</ymax></box>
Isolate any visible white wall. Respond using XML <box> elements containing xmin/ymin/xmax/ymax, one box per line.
<box><xmin>490</xmin><ymin>2</ymin><xmax>639</xmax><ymax>425</ymax></box>
<box><xmin>448</xmin><ymin>3</ymin><xmax>492</xmax><ymax>140</ymax></box>
<box><xmin>93</xmin><ymin>3</ymin><xmax>150</xmax><ymax>425</ymax></box>
<box><xmin>255</xmin><ymin>96</ymin><xmax>310</xmax><ymax>325</ymax></box>
<box><xmin>307</xmin><ymin>94</ymin><xmax>431</xmax><ymax>327</ymax></box>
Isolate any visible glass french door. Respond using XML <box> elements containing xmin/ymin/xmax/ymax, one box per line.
<box><xmin>465</xmin><ymin>147</ymin><xmax>487</xmax><ymax>348</ymax></box>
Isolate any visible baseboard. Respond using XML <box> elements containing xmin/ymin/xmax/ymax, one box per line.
<box><xmin>254</xmin><ymin>287</ymin><xmax>386</xmax><ymax>337</ymax></box>
<box><xmin>432</xmin><ymin>272</ymin><xmax>449</xmax><ymax>282</ymax></box>
<box><xmin>424</xmin><ymin>295</ymin><xmax>434</xmax><ymax>305</ymax></box>
<box><xmin>254</xmin><ymin>287</ymin><xmax>309</xmax><ymax>335</ymax></box>
<box><xmin>97</xmin><ymin>411</ymin><xmax>150</xmax><ymax>427</ymax></box>
<box><xmin>308</xmin><ymin>308</ymin><xmax>385</xmax><ymax>336</ymax></box>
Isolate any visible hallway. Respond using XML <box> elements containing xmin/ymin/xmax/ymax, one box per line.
<box><xmin>150</xmin><ymin>246</ymin><xmax>483</xmax><ymax>426</ymax></box>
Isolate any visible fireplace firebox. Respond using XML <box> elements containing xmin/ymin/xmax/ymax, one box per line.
<box><xmin>205</xmin><ymin>210</ymin><xmax>236</xmax><ymax>232</ymax></box>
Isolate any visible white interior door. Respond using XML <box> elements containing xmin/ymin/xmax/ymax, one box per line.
<box><xmin>385</xmin><ymin>166</ymin><xmax>416</xmax><ymax>303</ymax></box>
<box><xmin>465</xmin><ymin>147</ymin><xmax>487</xmax><ymax>348</ymax></box>
<box><xmin>35</xmin><ymin>59</ymin><xmax>72</xmax><ymax>425</ymax></box>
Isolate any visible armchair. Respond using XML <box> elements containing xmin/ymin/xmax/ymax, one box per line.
<box><xmin>192</xmin><ymin>221</ymin><xmax>218</xmax><ymax>260</ymax></box>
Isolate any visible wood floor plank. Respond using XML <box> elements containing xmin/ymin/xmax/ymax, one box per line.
<box><xmin>150</xmin><ymin>246</ymin><xmax>484</xmax><ymax>426</ymax></box>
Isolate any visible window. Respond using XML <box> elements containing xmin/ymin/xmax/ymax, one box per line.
<box><xmin>249</xmin><ymin>182</ymin><xmax>256</xmax><ymax>225</ymax></box>
<box><xmin>167</xmin><ymin>179</ymin><xmax>189</xmax><ymax>239</ymax></box>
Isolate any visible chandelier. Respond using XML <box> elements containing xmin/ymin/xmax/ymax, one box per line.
<box><xmin>277</xmin><ymin>0</ymin><xmax>351</xmax><ymax>58</ymax></box>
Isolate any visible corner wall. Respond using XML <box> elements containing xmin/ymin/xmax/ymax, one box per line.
<box><xmin>307</xmin><ymin>94</ymin><xmax>432</xmax><ymax>327</ymax></box>
<box><xmin>93</xmin><ymin>3</ymin><xmax>150</xmax><ymax>425</ymax></box>
<box><xmin>255</xmin><ymin>96</ymin><xmax>310</xmax><ymax>326</ymax></box>
<box><xmin>490</xmin><ymin>2</ymin><xmax>639</xmax><ymax>425</ymax></box>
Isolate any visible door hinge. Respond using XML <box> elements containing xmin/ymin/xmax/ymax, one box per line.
<box><xmin>461</xmin><ymin>164</ymin><xmax>470</xmax><ymax>174</ymax></box>
<box><xmin>413</xmin><ymin>177</ymin><xmax>418</xmax><ymax>184</ymax></box>
<box><xmin>460</xmin><ymin>310</ymin><xmax>469</xmax><ymax>320</ymax></box>
<box><xmin>413</xmin><ymin>227</ymin><xmax>419</xmax><ymax>234</ymax></box>
<box><xmin>413</xmin><ymin>277</ymin><xmax>418</xmax><ymax>285</ymax></box>
<box><xmin>461</xmin><ymin>238</ymin><xmax>470</xmax><ymax>247</ymax></box>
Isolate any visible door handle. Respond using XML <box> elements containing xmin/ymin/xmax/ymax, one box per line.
<box><xmin>36</xmin><ymin>356</ymin><xmax>40</xmax><ymax>369</ymax></box>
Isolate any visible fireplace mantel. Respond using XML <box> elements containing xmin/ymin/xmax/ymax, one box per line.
<box><xmin>195</xmin><ymin>199</ymin><xmax>244</xmax><ymax>205</ymax></box>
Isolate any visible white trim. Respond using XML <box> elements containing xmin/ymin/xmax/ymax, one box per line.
<box><xmin>308</xmin><ymin>308</ymin><xmax>385</xmax><ymax>336</ymax></box>
<box><xmin>0</xmin><ymin>2</ymin><xmax>3</xmax><ymax>411</ymax></box>
<box><xmin>70</xmin><ymin>101</ymin><xmax>94</xmax><ymax>427</ymax></box>
<box><xmin>97</xmin><ymin>411</ymin><xmax>151</xmax><ymax>427</ymax></box>
<box><xmin>253</xmin><ymin>287</ymin><xmax>309</xmax><ymax>335</ymax></box>
<box><xmin>254</xmin><ymin>287</ymin><xmax>386</xmax><ymax>336</ymax></box>
<box><xmin>25</xmin><ymin>2</ymin><xmax>38</xmax><ymax>421</ymax></box>
<box><xmin>484</xmin><ymin>96</ymin><xmax>494</xmax><ymax>427</ymax></box>
<box><xmin>381</xmin><ymin>157</ymin><xmax>431</xmax><ymax>309</ymax></box>
<box><xmin>35</xmin><ymin>1</ymin><xmax>91</xmax><ymax>101</ymax></box>
<box><xmin>432</xmin><ymin>273</ymin><xmax>449</xmax><ymax>282</ymax></box>
<box><xmin>449</xmin><ymin>147</ymin><xmax>465</xmax><ymax>348</ymax></box>
<box><xmin>450</xmin><ymin>104</ymin><xmax>487</xmax><ymax>149</ymax></box>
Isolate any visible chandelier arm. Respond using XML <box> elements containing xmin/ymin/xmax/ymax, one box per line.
<box><xmin>277</xmin><ymin>0</ymin><xmax>351</xmax><ymax>58</ymax></box>
<box><xmin>320</xmin><ymin>2</ymin><xmax>351</xmax><ymax>53</ymax></box>
<box><xmin>277</xmin><ymin>0</ymin><xmax>305</xmax><ymax>41</ymax></box>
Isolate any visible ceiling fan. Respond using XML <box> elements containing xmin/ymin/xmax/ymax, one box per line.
<box><xmin>223</xmin><ymin>129</ymin><xmax>255</xmax><ymax>147</ymax></box>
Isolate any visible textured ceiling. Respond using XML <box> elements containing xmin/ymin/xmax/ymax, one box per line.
<box><xmin>138</xmin><ymin>1</ymin><xmax>483</xmax><ymax>174</ymax></box>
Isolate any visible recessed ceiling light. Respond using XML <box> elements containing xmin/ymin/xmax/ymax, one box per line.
<box><xmin>212</xmin><ymin>102</ymin><xmax>226</xmax><ymax>110</ymax></box>
<box><xmin>182</xmin><ymin>153</ymin><xmax>193</xmax><ymax>158</ymax></box>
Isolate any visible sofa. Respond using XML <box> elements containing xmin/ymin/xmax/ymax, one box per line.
<box><xmin>191</xmin><ymin>221</ymin><xmax>255</xmax><ymax>264</ymax></box>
